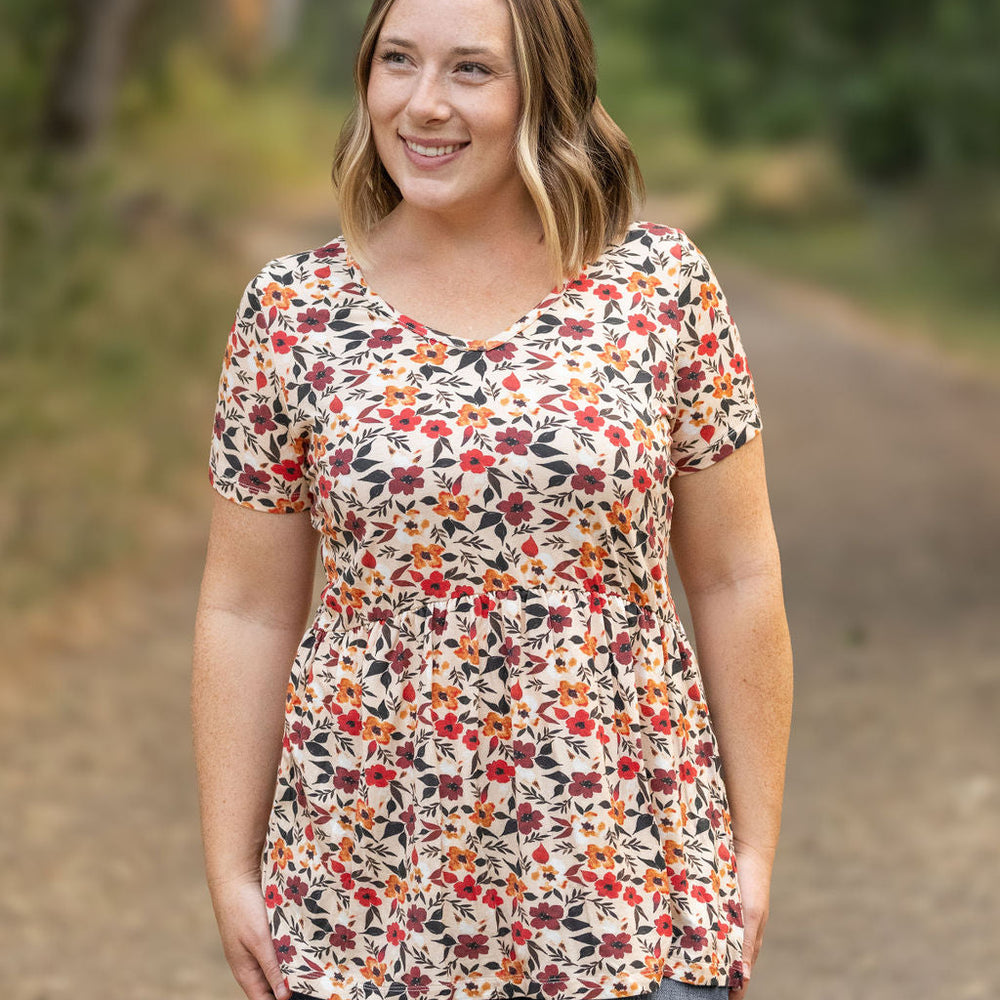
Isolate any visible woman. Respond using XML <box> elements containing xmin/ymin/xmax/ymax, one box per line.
<box><xmin>192</xmin><ymin>2</ymin><xmax>793</xmax><ymax>1000</ymax></box>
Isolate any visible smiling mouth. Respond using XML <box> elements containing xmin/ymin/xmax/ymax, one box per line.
<box><xmin>401</xmin><ymin>137</ymin><xmax>470</xmax><ymax>157</ymax></box>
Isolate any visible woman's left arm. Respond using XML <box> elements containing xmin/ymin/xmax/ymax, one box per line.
<box><xmin>669</xmin><ymin>432</ymin><xmax>794</xmax><ymax>996</ymax></box>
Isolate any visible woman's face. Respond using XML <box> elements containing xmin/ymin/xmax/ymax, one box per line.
<box><xmin>366</xmin><ymin>0</ymin><xmax>526</xmax><ymax>222</ymax></box>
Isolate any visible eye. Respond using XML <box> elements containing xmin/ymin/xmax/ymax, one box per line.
<box><xmin>377</xmin><ymin>49</ymin><xmax>408</xmax><ymax>66</ymax></box>
<box><xmin>456</xmin><ymin>61</ymin><xmax>491</xmax><ymax>77</ymax></box>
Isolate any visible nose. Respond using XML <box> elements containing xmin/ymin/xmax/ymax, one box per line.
<box><xmin>405</xmin><ymin>67</ymin><xmax>452</xmax><ymax>123</ymax></box>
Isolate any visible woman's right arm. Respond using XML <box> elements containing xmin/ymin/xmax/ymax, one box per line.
<box><xmin>191</xmin><ymin>492</ymin><xmax>319</xmax><ymax>1000</ymax></box>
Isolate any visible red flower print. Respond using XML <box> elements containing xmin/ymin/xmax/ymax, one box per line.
<box><xmin>676</xmin><ymin>361</ymin><xmax>706</xmax><ymax>392</ymax></box>
<box><xmin>570</xmin><ymin>464</ymin><xmax>606</xmax><ymax>496</ymax></box>
<box><xmin>296</xmin><ymin>307</ymin><xmax>329</xmax><ymax>333</ymax></box>
<box><xmin>263</xmin><ymin>883</ymin><xmax>283</xmax><ymax>908</ymax></box>
<box><xmin>398</xmin><ymin>315</ymin><xmax>428</xmax><ymax>336</ymax></box>
<box><xmin>605</xmin><ymin>425</ymin><xmax>628</xmax><ymax>448</ymax></box>
<box><xmin>560</xmin><ymin>318</ymin><xmax>595</xmax><ymax>341</ymax></box>
<box><xmin>271</xmin><ymin>331</ymin><xmax>298</xmax><ymax>353</ymax></box>
<box><xmin>510</xmin><ymin>740</ymin><xmax>535</xmax><ymax>768</ymax></box>
<box><xmin>678</xmin><ymin>925</ymin><xmax>708</xmax><ymax>951</ymax></box>
<box><xmin>658</xmin><ymin>300</ymin><xmax>685</xmax><ymax>331</ymax></box>
<box><xmin>389</xmin><ymin>465</ymin><xmax>424</xmax><ymax>495</ymax></box>
<box><xmin>730</xmin><ymin>352</ymin><xmax>746</xmax><ymax>373</ymax></box>
<box><xmin>711</xmin><ymin>444</ymin><xmax>734</xmax><ymax>464</ymax></box>
<box><xmin>548</xmin><ymin>605</ymin><xmax>572</xmax><ymax>633</ymax></box>
<box><xmin>390</xmin><ymin>408</ymin><xmax>421</xmax><ymax>431</ymax></box>
<box><xmin>569</xmin><ymin>276</ymin><xmax>594</xmax><ymax>292</ymax></box>
<box><xmin>595</xmin><ymin>282</ymin><xmax>622</xmax><ymax>301</ymax></box>
<box><xmin>650</xmin><ymin>359</ymin><xmax>669</xmax><ymax>391</ymax></box>
<box><xmin>594</xmin><ymin>872</ymin><xmax>622</xmax><ymax>898</ymax></box>
<box><xmin>706</xmin><ymin>803</ymin><xmax>723</xmax><ymax>830</ymax></box>
<box><xmin>313</xmin><ymin>242</ymin><xmax>344</xmax><ymax>259</ymax></box>
<box><xmin>213</xmin><ymin>412</ymin><xmax>226</xmax><ymax>439</ymax></box>
<box><xmin>633</xmin><ymin>468</ymin><xmax>653</xmax><ymax>492</ymax></box>
<box><xmin>629</xmin><ymin>314</ymin><xmax>654</xmax><ymax>335</ymax></box>
<box><xmin>284</xmin><ymin>875</ymin><xmax>308</xmax><ymax>904</ymax></box>
<box><xmin>649</xmin><ymin>708</ymin><xmax>672</xmax><ymax>736</ymax></box>
<box><xmin>435</xmin><ymin>712</ymin><xmax>464</xmax><ymax>740</ymax></box>
<box><xmin>599</xmin><ymin>931</ymin><xmax>632</xmax><ymax>958</ymax></box>
<box><xmin>328</xmin><ymin>448</ymin><xmax>353</xmax><ymax>476</ymax></box>
<box><xmin>516</xmin><ymin>800</ymin><xmax>543</xmax><ymax>831</ymax></box>
<box><xmin>494</xmin><ymin>426</ymin><xmax>532</xmax><ymax>455</ymax></box>
<box><xmin>365</xmin><ymin>763</ymin><xmax>397</xmax><ymax>786</ymax></box>
<box><xmin>640</xmin><ymin>222</ymin><xmax>672</xmax><ymax>236</ymax></box>
<box><xmin>369</xmin><ymin>326</ymin><xmax>404</xmax><ymax>350</ymax></box>
<box><xmin>670</xmin><ymin>869</ymin><xmax>688</xmax><ymax>894</ymax></box>
<box><xmin>725</xmin><ymin>899</ymin><xmax>744</xmax><ymax>928</ymax></box>
<box><xmin>694</xmin><ymin>741</ymin><xmax>715</xmax><ymax>767</ymax></box>
<box><xmin>454</xmin><ymin>931</ymin><xmax>489</xmax><ymax>955</ymax></box>
<box><xmin>679</xmin><ymin>761</ymin><xmax>697</xmax><ymax>783</ymax></box>
<box><xmin>655</xmin><ymin>913</ymin><xmax>673</xmax><ymax>937</ymax></box>
<box><xmin>237</xmin><ymin>463</ymin><xmax>271</xmax><ymax>494</ymax></box>
<box><xmin>486</xmin><ymin>759</ymin><xmax>515</xmax><ymax>783</ymax></box>
<box><xmin>305</xmin><ymin>360</ymin><xmax>336</xmax><ymax>390</ymax></box>
<box><xmin>567</xmin><ymin>770</ymin><xmax>602</xmax><ymax>798</ymax></box>
<box><xmin>273</xmin><ymin>934</ymin><xmax>297</xmax><ymax>961</ymax></box>
<box><xmin>608</xmin><ymin>632</ymin><xmax>634</xmax><ymax>666</ymax></box>
<box><xmin>566</xmin><ymin>710</ymin><xmax>597</xmax><ymax>738</ymax></box>
<box><xmin>510</xmin><ymin>921</ymin><xmax>531</xmax><ymax>946</ymax></box>
<box><xmin>422</xmin><ymin>418</ymin><xmax>452</xmax><ymax>439</ymax></box>
<box><xmin>497</xmin><ymin>491</ymin><xmax>534</xmax><ymax>525</ymax></box>
<box><xmin>354</xmin><ymin>885</ymin><xmax>382</xmax><ymax>908</ymax></box>
<box><xmin>697</xmin><ymin>333</ymin><xmax>719</xmax><ymax>357</ymax></box>
<box><xmin>287</xmin><ymin>720</ymin><xmax>311</xmax><ymax>747</ymax></box>
<box><xmin>691</xmin><ymin>885</ymin><xmax>712</xmax><ymax>904</ymax></box>
<box><xmin>272</xmin><ymin>457</ymin><xmax>302</xmax><ymax>481</ymax></box>
<box><xmin>574</xmin><ymin>406</ymin><xmax>604</xmax><ymax>431</ymax></box>
<box><xmin>338</xmin><ymin>710</ymin><xmax>363</xmax><ymax>737</ymax></box>
<box><xmin>453</xmin><ymin>876</ymin><xmax>483</xmax><ymax>901</ymax></box>
<box><xmin>385</xmin><ymin>922</ymin><xmax>406</xmax><ymax>946</ymax></box>
<box><xmin>420</xmin><ymin>571</ymin><xmax>450</xmax><ymax>598</ymax></box>
<box><xmin>529</xmin><ymin>900</ymin><xmax>564</xmax><ymax>929</ymax></box>
<box><xmin>249</xmin><ymin>404</ymin><xmax>277</xmax><ymax>435</ymax></box>
<box><xmin>460</xmin><ymin>448</ymin><xmax>495</xmax><ymax>473</ymax></box>
<box><xmin>618</xmin><ymin>756</ymin><xmax>641</xmax><ymax>780</ymax></box>
<box><xmin>332</xmin><ymin>766</ymin><xmax>361</xmax><ymax>794</ymax></box>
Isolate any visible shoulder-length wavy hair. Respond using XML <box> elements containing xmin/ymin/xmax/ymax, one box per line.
<box><xmin>332</xmin><ymin>0</ymin><xmax>645</xmax><ymax>281</ymax></box>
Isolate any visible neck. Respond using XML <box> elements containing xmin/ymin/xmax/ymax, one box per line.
<box><xmin>379</xmin><ymin>188</ymin><xmax>545</xmax><ymax>261</ymax></box>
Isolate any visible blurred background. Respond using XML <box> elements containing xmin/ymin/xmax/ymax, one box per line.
<box><xmin>0</xmin><ymin>1</ymin><xmax>997</xmax><ymax>998</ymax></box>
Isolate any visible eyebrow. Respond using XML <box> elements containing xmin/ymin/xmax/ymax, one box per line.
<box><xmin>378</xmin><ymin>37</ymin><xmax>501</xmax><ymax>58</ymax></box>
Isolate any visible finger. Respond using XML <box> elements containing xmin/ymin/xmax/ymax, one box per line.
<box><xmin>247</xmin><ymin>931</ymin><xmax>291</xmax><ymax>1000</ymax></box>
<box><xmin>231</xmin><ymin>951</ymin><xmax>281</xmax><ymax>1000</ymax></box>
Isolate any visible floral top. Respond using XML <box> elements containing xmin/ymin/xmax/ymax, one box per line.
<box><xmin>208</xmin><ymin>221</ymin><xmax>763</xmax><ymax>1000</ymax></box>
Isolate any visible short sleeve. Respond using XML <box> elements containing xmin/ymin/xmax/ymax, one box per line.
<box><xmin>208</xmin><ymin>265</ymin><xmax>312</xmax><ymax>512</ymax></box>
<box><xmin>669</xmin><ymin>231</ymin><xmax>763</xmax><ymax>475</ymax></box>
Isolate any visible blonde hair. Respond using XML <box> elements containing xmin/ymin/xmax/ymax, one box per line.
<box><xmin>331</xmin><ymin>0</ymin><xmax>645</xmax><ymax>281</ymax></box>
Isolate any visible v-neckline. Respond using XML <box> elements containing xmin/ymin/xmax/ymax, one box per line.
<box><xmin>342</xmin><ymin>238</ymin><xmax>580</xmax><ymax>353</ymax></box>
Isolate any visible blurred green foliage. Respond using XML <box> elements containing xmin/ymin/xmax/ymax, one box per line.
<box><xmin>0</xmin><ymin>0</ymin><xmax>997</xmax><ymax>630</ymax></box>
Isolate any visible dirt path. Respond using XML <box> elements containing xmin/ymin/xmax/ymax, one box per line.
<box><xmin>2</xmin><ymin>210</ymin><xmax>997</xmax><ymax>1000</ymax></box>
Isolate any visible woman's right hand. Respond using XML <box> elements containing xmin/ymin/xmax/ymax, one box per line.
<box><xmin>208</xmin><ymin>872</ymin><xmax>292</xmax><ymax>1000</ymax></box>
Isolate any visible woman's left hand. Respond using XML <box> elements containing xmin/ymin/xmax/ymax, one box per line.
<box><xmin>728</xmin><ymin>840</ymin><xmax>774</xmax><ymax>999</ymax></box>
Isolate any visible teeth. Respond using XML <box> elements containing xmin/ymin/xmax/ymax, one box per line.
<box><xmin>405</xmin><ymin>139</ymin><xmax>465</xmax><ymax>157</ymax></box>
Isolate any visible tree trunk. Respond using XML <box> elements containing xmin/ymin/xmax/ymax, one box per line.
<box><xmin>41</xmin><ymin>0</ymin><xmax>149</xmax><ymax>152</ymax></box>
